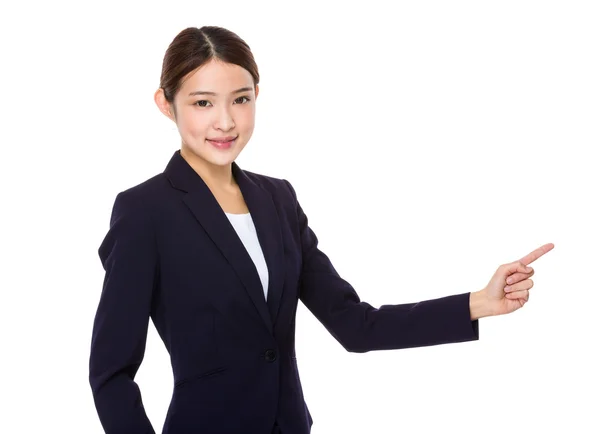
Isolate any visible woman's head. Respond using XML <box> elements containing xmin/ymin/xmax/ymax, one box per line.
<box><xmin>154</xmin><ymin>26</ymin><xmax>260</xmax><ymax>169</ymax></box>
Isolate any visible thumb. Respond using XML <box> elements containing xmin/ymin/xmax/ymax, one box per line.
<box><xmin>504</xmin><ymin>261</ymin><xmax>532</xmax><ymax>275</ymax></box>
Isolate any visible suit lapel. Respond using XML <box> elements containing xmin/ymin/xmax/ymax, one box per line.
<box><xmin>163</xmin><ymin>150</ymin><xmax>285</xmax><ymax>334</ymax></box>
<box><xmin>233</xmin><ymin>162</ymin><xmax>285</xmax><ymax>329</ymax></box>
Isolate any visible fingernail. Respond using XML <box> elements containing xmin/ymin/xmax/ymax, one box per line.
<box><xmin>504</xmin><ymin>286</ymin><xmax>510</xmax><ymax>292</ymax></box>
<box><xmin>525</xmin><ymin>266</ymin><xmax>532</xmax><ymax>272</ymax></box>
<box><xmin>507</xmin><ymin>277</ymin><xmax>513</xmax><ymax>284</ymax></box>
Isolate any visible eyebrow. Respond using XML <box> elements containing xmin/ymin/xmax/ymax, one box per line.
<box><xmin>188</xmin><ymin>87</ymin><xmax>253</xmax><ymax>97</ymax></box>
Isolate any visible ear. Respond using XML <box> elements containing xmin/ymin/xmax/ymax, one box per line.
<box><xmin>254</xmin><ymin>84</ymin><xmax>259</xmax><ymax>99</ymax></box>
<box><xmin>154</xmin><ymin>88</ymin><xmax>175</xmax><ymax>121</ymax></box>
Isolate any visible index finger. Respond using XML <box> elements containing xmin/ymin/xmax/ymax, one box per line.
<box><xmin>518</xmin><ymin>243</ymin><xmax>555</xmax><ymax>266</ymax></box>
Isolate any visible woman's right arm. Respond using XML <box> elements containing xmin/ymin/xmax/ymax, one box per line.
<box><xmin>89</xmin><ymin>191</ymin><xmax>157</xmax><ymax>434</ymax></box>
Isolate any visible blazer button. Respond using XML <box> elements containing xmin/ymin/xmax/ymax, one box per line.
<box><xmin>264</xmin><ymin>349</ymin><xmax>277</xmax><ymax>362</ymax></box>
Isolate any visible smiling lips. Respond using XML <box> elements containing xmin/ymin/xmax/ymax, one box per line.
<box><xmin>207</xmin><ymin>136</ymin><xmax>237</xmax><ymax>149</ymax></box>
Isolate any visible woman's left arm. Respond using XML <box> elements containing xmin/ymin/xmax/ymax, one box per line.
<box><xmin>283</xmin><ymin>179</ymin><xmax>553</xmax><ymax>353</ymax></box>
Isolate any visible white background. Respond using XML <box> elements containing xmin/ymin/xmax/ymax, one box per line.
<box><xmin>1</xmin><ymin>1</ymin><xmax>599</xmax><ymax>433</ymax></box>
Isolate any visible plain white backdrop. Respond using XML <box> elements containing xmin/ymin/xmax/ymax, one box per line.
<box><xmin>1</xmin><ymin>1</ymin><xmax>599</xmax><ymax>432</ymax></box>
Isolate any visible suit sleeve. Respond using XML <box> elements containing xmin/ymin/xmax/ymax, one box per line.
<box><xmin>89</xmin><ymin>191</ymin><xmax>157</xmax><ymax>434</ymax></box>
<box><xmin>283</xmin><ymin>179</ymin><xmax>479</xmax><ymax>353</ymax></box>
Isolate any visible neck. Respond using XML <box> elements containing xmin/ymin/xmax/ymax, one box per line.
<box><xmin>180</xmin><ymin>146</ymin><xmax>236</xmax><ymax>191</ymax></box>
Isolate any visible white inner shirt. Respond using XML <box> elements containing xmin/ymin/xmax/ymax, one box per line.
<box><xmin>225</xmin><ymin>212</ymin><xmax>269</xmax><ymax>301</ymax></box>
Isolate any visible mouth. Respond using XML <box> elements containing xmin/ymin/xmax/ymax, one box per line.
<box><xmin>207</xmin><ymin>136</ymin><xmax>237</xmax><ymax>149</ymax></box>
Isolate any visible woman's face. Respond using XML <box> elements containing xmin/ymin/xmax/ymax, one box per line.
<box><xmin>165</xmin><ymin>58</ymin><xmax>258</xmax><ymax>169</ymax></box>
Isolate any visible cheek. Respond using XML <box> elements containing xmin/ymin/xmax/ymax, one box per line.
<box><xmin>178</xmin><ymin>112</ymin><xmax>209</xmax><ymax>136</ymax></box>
<box><xmin>238</xmin><ymin>109</ymin><xmax>256</xmax><ymax>132</ymax></box>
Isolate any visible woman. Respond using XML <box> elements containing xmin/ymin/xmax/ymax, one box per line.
<box><xmin>88</xmin><ymin>26</ymin><xmax>554</xmax><ymax>434</ymax></box>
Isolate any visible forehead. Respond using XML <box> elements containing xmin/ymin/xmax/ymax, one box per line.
<box><xmin>179</xmin><ymin>59</ymin><xmax>253</xmax><ymax>94</ymax></box>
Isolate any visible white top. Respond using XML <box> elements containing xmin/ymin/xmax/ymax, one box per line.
<box><xmin>225</xmin><ymin>212</ymin><xmax>269</xmax><ymax>300</ymax></box>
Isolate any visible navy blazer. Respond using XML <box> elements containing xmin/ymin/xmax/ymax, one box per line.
<box><xmin>89</xmin><ymin>150</ymin><xmax>479</xmax><ymax>434</ymax></box>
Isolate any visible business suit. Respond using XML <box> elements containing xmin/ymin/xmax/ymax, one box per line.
<box><xmin>89</xmin><ymin>150</ymin><xmax>479</xmax><ymax>434</ymax></box>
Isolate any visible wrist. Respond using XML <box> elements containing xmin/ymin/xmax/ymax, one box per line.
<box><xmin>469</xmin><ymin>290</ymin><xmax>493</xmax><ymax>320</ymax></box>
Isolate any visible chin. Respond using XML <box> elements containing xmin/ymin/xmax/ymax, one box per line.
<box><xmin>198</xmin><ymin>150</ymin><xmax>235</xmax><ymax>164</ymax></box>
<box><xmin>206</xmin><ymin>155</ymin><xmax>238</xmax><ymax>166</ymax></box>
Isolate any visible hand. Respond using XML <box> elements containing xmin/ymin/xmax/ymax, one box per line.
<box><xmin>472</xmin><ymin>243</ymin><xmax>555</xmax><ymax>318</ymax></box>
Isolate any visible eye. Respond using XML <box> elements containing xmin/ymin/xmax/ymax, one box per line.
<box><xmin>194</xmin><ymin>100</ymin><xmax>211</xmax><ymax>107</ymax></box>
<box><xmin>234</xmin><ymin>96</ymin><xmax>250</xmax><ymax>104</ymax></box>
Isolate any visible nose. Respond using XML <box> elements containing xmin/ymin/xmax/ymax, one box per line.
<box><xmin>213</xmin><ymin>106</ymin><xmax>235</xmax><ymax>131</ymax></box>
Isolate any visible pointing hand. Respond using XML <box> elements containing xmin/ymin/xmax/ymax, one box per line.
<box><xmin>472</xmin><ymin>243</ymin><xmax>555</xmax><ymax>318</ymax></box>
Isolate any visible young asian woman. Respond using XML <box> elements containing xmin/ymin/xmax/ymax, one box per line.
<box><xmin>88</xmin><ymin>26</ymin><xmax>554</xmax><ymax>434</ymax></box>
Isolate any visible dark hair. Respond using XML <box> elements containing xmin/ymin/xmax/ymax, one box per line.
<box><xmin>159</xmin><ymin>26</ymin><xmax>260</xmax><ymax>108</ymax></box>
